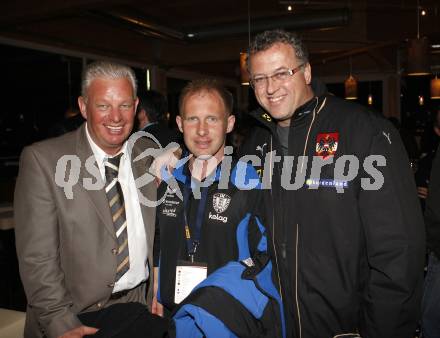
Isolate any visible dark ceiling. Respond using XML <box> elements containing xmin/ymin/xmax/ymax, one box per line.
<box><xmin>1</xmin><ymin>0</ymin><xmax>439</xmax><ymax>80</ymax></box>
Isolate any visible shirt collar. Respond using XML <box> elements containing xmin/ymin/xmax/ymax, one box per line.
<box><xmin>141</xmin><ymin>121</ymin><xmax>158</xmax><ymax>130</ymax></box>
<box><xmin>294</xmin><ymin>96</ymin><xmax>318</xmax><ymax>119</ymax></box>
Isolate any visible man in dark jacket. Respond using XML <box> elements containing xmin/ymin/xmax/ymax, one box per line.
<box><xmin>240</xmin><ymin>29</ymin><xmax>425</xmax><ymax>338</ymax></box>
<box><xmin>415</xmin><ymin>109</ymin><xmax>440</xmax><ymax>209</ymax></box>
<box><xmin>422</xmin><ymin>145</ymin><xmax>440</xmax><ymax>338</ymax></box>
<box><xmin>152</xmin><ymin>79</ymin><xmax>263</xmax><ymax>319</ymax></box>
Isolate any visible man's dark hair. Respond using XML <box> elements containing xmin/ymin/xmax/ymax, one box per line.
<box><xmin>178</xmin><ymin>79</ymin><xmax>233</xmax><ymax>116</ymax></box>
<box><xmin>248</xmin><ymin>29</ymin><xmax>309</xmax><ymax>68</ymax></box>
<box><xmin>137</xmin><ymin>90</ymin><xmax>168</xmax><ymax>123</ymax></box>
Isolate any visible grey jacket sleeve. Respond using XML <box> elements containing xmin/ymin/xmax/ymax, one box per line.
<box><xmin>14</xmin><ymin>146</ymin><xmax>82</xmax><ymax>338</ymax></box>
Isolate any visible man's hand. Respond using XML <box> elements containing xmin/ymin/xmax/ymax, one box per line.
<box><xmin>58</xmin><ymin>325</ymin><xmax>99</xmax><ymax>338</ymax></box>
<box><xmin>150</xmin><ymin>144</ymin><xmax>183</xmax><ymax>183</ymax></box>
<box><xmin>417</xmin><ymin>186</ymin><xmax>428</xmax><ymax>199</ymax></box>
<box><xmin>152</xmin><ymin>267</ymin><xmax>164</xmax><ymax>317</ymax></box>
<box><xmin>152</xmin><ymin>296</ymin><xmax>164</xmax><ymax>317</ymax></box>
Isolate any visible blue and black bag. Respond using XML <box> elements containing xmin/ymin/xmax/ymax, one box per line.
<box><xmin>170</xmin><ymin>213</ymin><xmax>286</xmax><ymax>338</ymax></box>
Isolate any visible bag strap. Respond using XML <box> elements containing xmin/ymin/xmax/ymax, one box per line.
<box><xmin>236</xmin><ymin>213</ymin><xmax>267</xmax><ymax>261</ymax></box>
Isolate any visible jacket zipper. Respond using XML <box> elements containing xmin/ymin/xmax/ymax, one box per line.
<box><xmin>270</xmin><ymin>136</ymin><xmax>284</xmax><ymax>304</ymax></box>
<box><xmin>294</xmin><ymin>96</ymin><xmax>327</xmax><ymax>338</ymax></box>
<box><xmin>268</xmin><ymin>96</ymin><xmax>327</xmax><ymax>338</ymax></box>
<box><xmin>295</xmin><ymin>223</ymin><xmax>302</xmax><ymax>338</ymax></box>
<box><xmin>300</xmin><ymin>97</ymin><xmax>326</xmax><ymax>170</ymax></box>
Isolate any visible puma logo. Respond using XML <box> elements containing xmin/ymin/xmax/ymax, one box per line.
<box><xmin>382</xmin><ymin>131</ymin><xmax>391</xmax><ymax>145</ymax></box>
<box><xmin>256</xmin><ymin>143</ymin><xmax>267</xmax><ymax>155</ymax></box>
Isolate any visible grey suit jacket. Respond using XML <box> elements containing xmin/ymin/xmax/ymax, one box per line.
<box><xmin>14</xmin><ymin>125</ymin><xmax>157</xmax><ymax>338</ymax></box>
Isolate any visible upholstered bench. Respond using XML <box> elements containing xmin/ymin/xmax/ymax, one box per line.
<box><xmin>0</xmin><ymin>308</ymin><xmax>25</xmax><ymax>338</ymax></box>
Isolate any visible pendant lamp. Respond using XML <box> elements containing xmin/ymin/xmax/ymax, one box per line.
<box><xmin>345</xmin><ymin>57</ymin><xmax>357</xmax><ymax>100</ymax></box>
<box><xmin>431</xmin><ymin>75</ymin><xmax>440</xmax><ymax>99</ymax></box>
<box><xmin>407</xmin><ymin>1</ymin><xmax>430</xmax><ymax>76</ymax></box>
<box><xmin>240</xmin><ymin>0</ymin><xmax>251</xmax><ymax>86</ymax></box>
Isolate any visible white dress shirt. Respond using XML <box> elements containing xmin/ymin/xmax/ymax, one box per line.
<box><xmin>85</xmin><ymin>125</ymin><xmax>149</xmax><ymax>292</ymax></box>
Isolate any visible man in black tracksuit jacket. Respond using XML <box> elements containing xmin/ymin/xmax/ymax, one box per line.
<box><xmin>151</xmin><ymin>79</ymin><xmax>265</xmax><ymax>323</ymax></box>
<box><xmin>240</xmin><ymin>29</ymin><xmax>425</xmax><ymax>338</ymax></box>
<box><xmin>153</xmin><ymin>158</ymin><xmax>262</xmax><ymax>313</ymax></box>
<box><xmin>422</xmin><ymin>145</ymin><xmax>440</xmax><ymax>337</ymax></box>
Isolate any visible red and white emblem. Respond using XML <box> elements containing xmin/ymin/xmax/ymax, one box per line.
<box><xmin>316</xmin><ymin>132</ymin><xmax>339</xmax><ymax>158</ymax></box>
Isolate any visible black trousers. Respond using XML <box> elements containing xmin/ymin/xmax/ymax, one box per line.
<box><xmin>78</xmin><ymin>302</ymin><xmax>169</xmax><ymax>338</ymax></box>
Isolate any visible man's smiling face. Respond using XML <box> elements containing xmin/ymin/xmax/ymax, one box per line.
<box><xmin>78</xmin><ymin>77</ymin><xmax>138</xmax><ymax>155</ymax></box>
<box><xmin>249</xmin><ymin>42</ymin><xmax>313</xmax><ymax>127</ymax></box>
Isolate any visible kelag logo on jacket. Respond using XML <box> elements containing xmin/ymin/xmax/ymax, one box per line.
<box><xmin>209</xmin><ymin>193</ymin><xmax>231</xmax><ymax>223</ymax></box>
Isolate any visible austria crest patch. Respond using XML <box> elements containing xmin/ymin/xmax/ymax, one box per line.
<box><xmin>316</xmin><ymin>132</ymin><xmax>339</xmax><ymax>158</ymax></box>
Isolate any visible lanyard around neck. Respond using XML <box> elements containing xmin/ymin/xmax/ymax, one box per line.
<box><xmin>182</xmin><ymin>180</ymin><xmax>209</xmax><ymax>262</ymax></box>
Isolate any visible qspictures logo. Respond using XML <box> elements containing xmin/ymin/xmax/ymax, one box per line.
<box><xmin>53</xmin><ymin>131</ymin><xmax>388</xmax><ymax>206</ymax></box>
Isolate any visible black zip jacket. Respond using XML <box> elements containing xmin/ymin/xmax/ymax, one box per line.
<box><xmin>153</xmin><ymin>159</ymin><xmax>262</xmax><ymax>312</ymax></box>
<box><xmin>239</xmin><ymin>94</ymin><xmax>425</xmax><ymax>338</ymax></box>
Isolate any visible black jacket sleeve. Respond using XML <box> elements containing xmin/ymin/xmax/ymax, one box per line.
<box><xmin>358</xmin><ymin>121</ymin><xmax>425</xmax><ymax>338</ymax></box>
<box><xmin>425</xmin><ymin>146</ymin><xmax>440</xmax><ymax>258</ymax></box>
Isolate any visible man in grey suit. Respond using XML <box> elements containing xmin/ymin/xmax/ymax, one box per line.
<box><xmin>14</xmin><ymin>61</ymin><xmax>162</xmax><ymax>338</ymax></box>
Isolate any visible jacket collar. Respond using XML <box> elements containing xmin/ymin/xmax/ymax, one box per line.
<box><xmin>173</xmin><ymin>155</ymin><xmax>222</xmax><ymax>187</ymax></box>
<box><xmin>249</xmin><ymin>107</ymin><xmax>277</xmax><ymax>134</ymax></box>
<box><xmin>172</xmin><ymin>151</ymin><xmax>247</xmax><ymax>189</ymax></box>
<box><xmin>249</xmin><ymin>94</ymin><xmax>327</xmax><ymax>132</ymax></box>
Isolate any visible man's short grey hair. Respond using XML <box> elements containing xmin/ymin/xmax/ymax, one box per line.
<box><xmin>248</xmin><ymin>29</ymin><xmax>309</xmax><ymax>68</ymax></box>
<box><xmin>81</xmin><ymin>61</ymin><xmax>137</xmax><ymax>100</ymax></box>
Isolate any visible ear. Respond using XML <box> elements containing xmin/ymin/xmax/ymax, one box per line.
<box><xmin>303</xmin><ymin>63</ymin><xmax>312</xmax><ymax>85</ymax></box>
<box><xmin>226</xmin><ymin>115</ymin><xmax>236</xmax><ymax>134</ymax></box>
<box><xmin>176</xmin><ymin>115</ymin><xmax>184</xmax><ymax>133</ymax></box>
<box><xmin>78</xmin><ymin>97</ymin><xmax>87</xmax><ymax>120</ymax></box>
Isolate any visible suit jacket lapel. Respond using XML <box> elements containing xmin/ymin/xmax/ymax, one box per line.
<box><xmin>76</xmin><ymin>125</ymin><xmax>116</xmax><ymax>239</ymax></box>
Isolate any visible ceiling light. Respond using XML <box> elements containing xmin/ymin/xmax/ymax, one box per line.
<box><xmin>345</xmin><ymin>57</ymin><xmax>357</xmax><ymax>100</ymax></box>
<box><xmin>421</xmin><ymin>9</ymin><xmax>427</xmax><ymax>16</ymax></box>
<box><xmin>345</xmin><ymin>75</ymin><xmax>358</xmax><ymax>100</ymax></box>
<box><xmin>407</xmin><ymin>37</ymin><xmax>431</xmax><ymax>76</ymax></box>
<box><xmin>240</xmin><ymin>0</ymin><xmax>251</xmax><ymax>86</ymax></box>
<box><xmin>240</xmin><ymin>52</ymin><xmax>249</xmax><ymax>85</ymax></box>
<box><xmin>431</xmin><ymin>76</ymin><xmax>440</xmax><ymax>99</ymax></box>
<box><xmin>407</xmin><ymin>1</ymin><xmax>430</xmax><ymax>76</ymax></box>
<box><xmin>368</xmin><ymin>82</ymin><xmax>373</xmax><ymax>105</ymax></box>
<box><xmin>287</xmin><ymin>5</ymin><xmax>293</xmax><ymax>11</ymax></box>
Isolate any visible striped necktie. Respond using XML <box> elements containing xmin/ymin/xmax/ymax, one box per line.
<box><xmin>105</xmin><ymin>154</ymin><xmax>130</xmax><ymax>281</ymax></box>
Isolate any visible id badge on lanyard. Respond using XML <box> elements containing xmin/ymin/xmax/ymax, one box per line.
<box><xmin>174</xmin><ymin>183</ymin><xmax>209</xmax><ymax>304</ymax></box>
<box><xmin>174</xmin><ymin>260</ymin><xmax>207</xmax><ymax>304</ymax></box>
